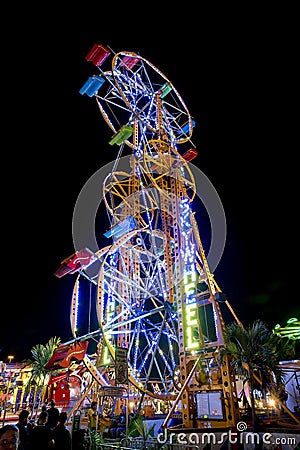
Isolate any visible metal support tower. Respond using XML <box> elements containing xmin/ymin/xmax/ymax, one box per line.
<box><xmin>59</xmin><ymin>45</ymin><xmax>242</xmax><ymax>430</ymax></box>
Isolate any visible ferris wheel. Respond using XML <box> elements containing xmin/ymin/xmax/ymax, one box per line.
<box><xmin>80</xmin><ymin>46</ymin><xmax>196</xmax><ymax>153</ymax></box>
<box><xmin>71</xmin><ymin>44</ymin><xmax>206</xmax><ymax>399</ymax></box>
<box><xmin>97</xmin><ymin>227</ymin><xmax>180</xmax><ymax>397</ymax></box>
<box><xmin>56</xmin><ymin>43</ymin><xmax>242</xmax><ymax>430</ymax></box>
<box><xmin>68</xmin><ymin>173</ymin><xmax>198</xmax><ymax>398</ymax></box>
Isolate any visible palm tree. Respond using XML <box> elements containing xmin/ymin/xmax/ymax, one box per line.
<box><xmin>88</xmin><ymin>429</ymin><xmax>103</xmax><ymax>449</ymax></box>
<box><xmin>127</xmin><ymin>413</ymin><xmax>155</xmax><ymax>450</ymax></box>
<box><xmin>23</xmin><ymin>336</ymin><xmax>61</xmax><ymax>417</ymax></box>
<box><xmin>220</xmin><ymin>319</ymin><xmax>285</xmax><ymax>429</ymax></box>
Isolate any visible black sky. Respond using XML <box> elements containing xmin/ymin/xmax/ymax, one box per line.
<box><xmin>1</xmin><ymin>9</ymin><xmax>298</xmax><ymax>361</ymax></box>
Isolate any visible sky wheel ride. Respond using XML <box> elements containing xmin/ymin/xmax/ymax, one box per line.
<box><xmin>55</xmin><ymin>43</ymin><xmax>242</xmax><ymax>429</ymax></box>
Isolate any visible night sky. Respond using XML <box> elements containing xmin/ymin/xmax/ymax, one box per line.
<box><xmin>1</xmin><ymin>10</ymin><xmax>298</xmax><ymax>362</ymax></box>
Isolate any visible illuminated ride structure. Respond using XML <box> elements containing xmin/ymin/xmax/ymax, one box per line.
<box><xmin>55</xmin><ymin>44</ymin><xmax>241</xmax><ymax>430</ymax></box>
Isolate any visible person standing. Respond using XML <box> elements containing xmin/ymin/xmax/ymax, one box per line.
<box><xmin>87</xmin><ymin>401</ymin><xmax>98</xmax><ymax>431</ymax></box>
<box><xmin>46</xmin><ymin>400</ymin><xmax>60</xmax><ymax>430</ymax></box>
<box><xmin>52</xmin><ymin>411</ymin><xmax>72</xmax><ymax>450</ymax></box>
<box><xmin>29</xmin><ymin>411</ymin><xmax>54</xmax><ymax>449</ymax></box>
<box><xmin>16</xmin><ymin>409</ymin><xmax>30</xmax><ymax>450</ymax></box>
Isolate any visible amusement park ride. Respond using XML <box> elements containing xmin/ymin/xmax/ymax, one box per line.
<box><xmin>53</xmin><ymin>43</ymin><xmax>243</xmax><ymax>431</ymax></box>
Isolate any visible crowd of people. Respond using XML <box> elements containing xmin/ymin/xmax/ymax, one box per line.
<box><xmin>0</xmin><ymin>400</ymin><xmax>72</xmax><ymax>449</ymax></box>
<box><xmin>0</xmin><ymin>400</ymin><xmax>141</xmax><ymax>448</ymax></box>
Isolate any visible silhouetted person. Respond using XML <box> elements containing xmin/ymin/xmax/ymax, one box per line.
<box><xmin>46</xmin><ymin>400</ymin><xmax>60</xmax><ymax>430</ymax></box>
<box><xmin>16</xmin><ymin>409</ymin><xmax>30</xmax><ymax>450</ymax></box>
<box><xmin>52</xmin><ymin>411</ymin><xmax>72</xmax><ymax>450</ymax></box>
<box><xmin>29</xmin><ymin>411</ymin><xmax>54</xmax><ymax>449</ymax></box>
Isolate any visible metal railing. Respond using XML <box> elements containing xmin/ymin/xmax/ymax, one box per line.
<box><xmin>98</xmin><ymin>438</ymin><xmax>200</xmax><ymax>450</ymax></box>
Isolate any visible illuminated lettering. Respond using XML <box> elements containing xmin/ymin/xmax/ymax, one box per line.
<box><xmin>185</xmin><ymin>303</ymin><xmax>200</xmax><ymax>349</ymax></box>
<box><xmin>184</xmin><ymin>271</ymin><xmax>197</xmax><ymax>299</ymax></box>
<box><xmin>101</xmin><ymin>300</ymin><xmax>114</xmax><ymax>365</ymax></box>
<box><xmin>102</xmin><ymin>346</ymin><xmax>111</xmax><ymax>365</ymax></box>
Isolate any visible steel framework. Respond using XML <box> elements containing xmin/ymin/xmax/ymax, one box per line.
<box><xmin>58</xmin><ymin>44</ymin><xmax>242</xmax><ymax>429</ymax></box>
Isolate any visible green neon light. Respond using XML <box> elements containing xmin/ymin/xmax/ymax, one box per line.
<box><xmin>101</xmin><ymin>300</ymin><xmax>115</xmax><ymax>365</ymax></box>
<box><xmin>185</xmin><ymin>303</ymin><xmax>200</xmax><ymax>350</ymax></box>
<box><xmin>184</xmin><ymin>271</ymin><xmax>197</xmax><ymax>298</ymax></box>
<box><xmin>102</xmin><ymin>346</ymin><xmax>111</xmax><ymax>365</ymax></box>
<box><xmin>273</xmin><ymin>317</ymin><xmax>300</xmax><ymax>340</ymax></box>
